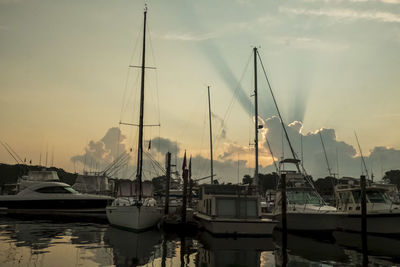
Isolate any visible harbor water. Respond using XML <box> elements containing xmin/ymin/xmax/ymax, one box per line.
<box><xmin>0</xmin><ymin>216</ymin><xmax>399</xmax><ymax>266</ymax></box>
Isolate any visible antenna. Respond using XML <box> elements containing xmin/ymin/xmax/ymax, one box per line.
<box><xmin>319</xmin><ymin>131</ymin><xmax>333</xmax><ymax>177</ymax></box>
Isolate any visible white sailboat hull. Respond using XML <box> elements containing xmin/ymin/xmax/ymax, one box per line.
<box><xmin>195</xmin><ymin>213</ymin><xmax>276</xmax><ymax>236</ymax></box>
<box><xmin>106</xmin><ymin>205</ymin><xmax>162</xmax><ymax>231</ymax></box>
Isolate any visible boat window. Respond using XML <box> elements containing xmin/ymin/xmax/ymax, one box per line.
<box><xmin>216</xmin><ymin>198</ymin><xmax>236</xmax><ymax>217</ymax></box>
<box><xmin>35</xmin><ymin>186</ymin><xmax>76</xmax><ymax>194</ymax></box>
<box><xmin>245</xmin><ymin>199</ymin><xmax>257</xmax><ymax>217</ymax></box>
<box><xmin>352</xmin><ymin>190</ymin><xmax>361</xmax><ymax>203</ymax></box>
<box><xmin>339</xmin><ymin>192</ymin><xmax>352</xmax><ymax>204</ymax></box>
<box><xmin>367</xmin><ymin>191</ymin><xmax>388</xmax><ymax>203</ymax></box>
<box><xmin>287</xmin><ymin>191</ymin><xmax>322</xmax><ymax>205</ymax></box>
<box><xmin>216</xmin><ymin>198</ymin><xmax>258</xmax><ymax>218</ymax></box>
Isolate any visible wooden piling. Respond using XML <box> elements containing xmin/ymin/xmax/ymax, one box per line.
<box><xmin>360</xmin><ymin>174</ymin><xmax>368</xmax><ymax>265</ymax></box>
<box><xmin>164</xmin><ymin>152</ymin><xmax>171</xmax><ymax>215</ymax></box>
<box><xmin>281</xmin><ymin>173</ymin><xmax>288</xmax><ymax>266</ymax></box>
<box><xmin>182</xmin><ymin>169</ymin><xmax>188</xmax><ymax>223</ymax></box>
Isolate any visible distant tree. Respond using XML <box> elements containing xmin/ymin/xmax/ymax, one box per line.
<box><xmin>242</xmin><ymin>174</ymin><xmax>253</xmax><ymax>185</ymax></box>
<box><xmin>314</xmin><ymin>176</ymin><xmax>338</xmax><ymax>196</ymax></box>
<box><xmin>258</xmin><ymin>172</ymin><xmax>279</xmax><ymax>192</ymax></box>
<box><xmin>383</xmin><ymin>170</ymin><xmax>400</xmax><ymax>189</ymax></box>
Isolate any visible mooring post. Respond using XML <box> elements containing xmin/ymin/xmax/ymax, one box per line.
<box><xmin>182</xmin><ymin>169</ymin><xmax>188</xmax><ymax>223</ymax></box>
<box><xmin>188</xmin><ymin>178</ymin><xmax>193</xmax><ymax>208</ymax></box>
<box><xmin>164</xmin><ymin>152</ymin><xmax>171</xmax><ymax>215</ymax></box>
<box><xmin>360</xmin><ymin>174</ymin><xmax>368</xmax><ymax>265</ymax></box>
<box><xmin>281</xmin><ymin>173</ymin><xmax>288</xmax><ymax>266</ymax></box>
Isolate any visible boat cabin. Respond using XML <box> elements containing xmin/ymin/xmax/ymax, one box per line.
<box><xmin>335</xmin><ymin>184</ymin><xmax>398</xmax><ymax>212</ymax></box>
<box><xmin>197</xmin><ymin>184</ymin><xmax>261</xmax><ymax>219</ymax></box>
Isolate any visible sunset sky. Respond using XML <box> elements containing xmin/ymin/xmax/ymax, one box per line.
<box><xmin>1</xmin><ymin>0</ymin><xmax>399</xmax><ymax>183</ymax></box>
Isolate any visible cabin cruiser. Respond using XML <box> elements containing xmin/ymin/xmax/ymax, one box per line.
<box><xmin>273</xmin><ymin>159</ymin><xmax>338</xmax><ymax>232</ymax></box>
<box><xmin>0</xmin><ymin>170</ymin><xmax>113</xmax><ymax>219</ymax></box>
<box><xmin>194</xmin><ymin>184</ymin><xmax>276</xmax><ymax>236</ymax></box>
<box><xmin>334</xmin><ymin>182</ymin><xmax>400</xmax><ymax>234</ymax></box>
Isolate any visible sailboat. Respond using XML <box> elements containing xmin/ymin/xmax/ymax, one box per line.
<box><xmin>194</xmin><ymin>50</ymin><xmax>276</xmax><ymax>236</ymax></box>
<box><xmin>106</xmin><ymin>6</ymin><xmax>162</xmax><ymax>231</ymax></box>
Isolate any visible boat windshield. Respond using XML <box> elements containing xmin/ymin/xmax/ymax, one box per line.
<box><xmin>287</xmin><ymin>191</ymin><xmax>323</xmax><ymax>205</ymax></box>
<box><xmin>64</xmin><ymin>186</ymin><xmax>80</xmax><ymax>194</ymax></box>
<box><xmin>367</xmin><ymin>190</ymin><xmax>390</xmax><ymax>204</ymax></box>
<box><xmin>36</xmin><ymin>186</ymin><xmax>80</xmax><ymax>194</ymax></box>
<box><xmin>351</xmin><ymin>190</ymin><xmax>390</xmax><ymax>204</ymax></box>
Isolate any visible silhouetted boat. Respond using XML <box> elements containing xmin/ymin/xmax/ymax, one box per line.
<box><xmin>106</xmin><ymin>6</ymin><xmax>162</xmax><ymax>231</ymax></box>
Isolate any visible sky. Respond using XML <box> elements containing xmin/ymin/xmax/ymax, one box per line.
<box><xmin>1</xmin><ymin>0</ymin><xmax>400</xmax><ymax>183</ymax></box>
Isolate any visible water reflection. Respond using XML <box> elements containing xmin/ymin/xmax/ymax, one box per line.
<box><xmin>1</xmin><ymin>216</ymin><xmax>400</xmax><ymax>267</ymax></box>
<box><xmin>103</xmin><ymin>227</ymin><xmax>161</xmax><ymax>266</ymax></box>
<box><xmin>273</xmin><ymin>229</ymin><xmax>349</xmax><ymax>265</ymax></box>
<box><xmin>198</xmin><ymin>231</ymin><xmax>274</xmax><ymax>267</ymax></box>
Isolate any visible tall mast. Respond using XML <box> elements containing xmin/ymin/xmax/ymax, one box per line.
<box><xmin>253</xmin><ymin>47</ymin><xmax>259</xmax><ymax>187</ymax></box>
<box><xmin>207</xmin><ymin>86</ymin><xmax>214</xmax><ymax>184</ymax></box>
<box><xmin>136</xmin><ymin>6</ymin><xmax>147</xmax><ymax>201</ymax></box>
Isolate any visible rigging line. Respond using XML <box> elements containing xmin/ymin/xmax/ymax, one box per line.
<box><xmin>265</xmin><ymin>137</ymin><xmax>279</xmax><ymax>173</ymax></box>
<box><xmin>144</xmin><ymin>150</ymin><xmax>165</xmax><ymax>173</ymax></box>
<box><xmin>219</xmin><ymin>51</ymin><xmax>253</xmax><ymax>135</ymax></box>
<box><xmin>146</xmin><ymin>20</ymin><xmax>161</xmax><ymax>127</ymax></box>
<box><xmin>213</xmin><ymin>51</ymin><xmax>253</xmax><ymax>156</ymax></box>
<box><xmin>5</xmin><ymin>142</ymin><xmax>23</xmax><ymax>163</ymax></box>
<box><xmin>120</xmin><ymin>18</ymin><xmax>143</xmax><ymax>121</ymax></box>
<box><xmin>256</xmin><ymin>50</ymin><xmax>300</xmax><ymax>172</ymax></box>
<box><xmin>0</xmin><ymin>141</ymin><xmax>20</xmax><ymax>164</ymax></box>
<box><xmin>354</xmin><ymin>132</ymin><xmax>370</xmax><ymax>181</ymax></box>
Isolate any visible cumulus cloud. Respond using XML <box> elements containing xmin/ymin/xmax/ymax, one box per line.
<box><xmin>150</xmin><ymin>137</ymin><xmax>180</xmax><ymax>155</ymax></box>
<box><xmin>71</xmin><ymin>127</ymin><xmax>130</xmax><ymax>171</ymax></box>
<box><xmin>261</xmin><ymin>116</ymin><xmax>400</xmax><ymax>180</ymax></box>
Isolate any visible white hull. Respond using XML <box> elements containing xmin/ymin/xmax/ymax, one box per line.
<box><xmin>106</xmin><ymin>205</ymin><xmax>162</xmax><ymax>231</ymax></box>
<box><xmin>195</xmin><ymin>213</ymin><xmax>276</xmax><ymax>236</ymax></box>
<box><xmin>335</xmin><ymin>211</ymin><xmax>400</xmax><ymax>234</ymax></box>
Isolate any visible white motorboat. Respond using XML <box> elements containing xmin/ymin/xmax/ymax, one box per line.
<box><xmin>334</xmin><ymin>182</ymin><xmax>400</xmax><ymax>234</ymax></box>
<box><xmin>0</xmin><ymin>173</ymin><xmax>113</xmax><ymax>219</ymax></box>
<box><xmin>273</xmin><ymin>159</ymin><xmax>338</xmax><ymax>232</ymax></box>
<box><xmin>194</xmin><ymin>184</ymin><xmax>276</xmax><ymax>236</ymax></box>
<box><xmin>106</xmin><ymin>6</ymin><xmax>162</xmax><ymax>231</ymax></box>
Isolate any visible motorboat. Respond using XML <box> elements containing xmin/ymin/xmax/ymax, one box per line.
<box><xmin>194</xmin><ymin>184</ymin><xmax>276</xmax><ymax>236</ymax></box>
<box><xmin>334</xmin><ymin>182</ymin><xmax>400</xmax><ymax>234</ymax></box>
<box><xmin>273</xmin><ymin>159</ymin><xmax>338</xmax><ymax>233</ymax></box>
<box><xmin>0</xmin><ymin>173</ymin><xmax>113</xmax><ymax>220</ymax></box>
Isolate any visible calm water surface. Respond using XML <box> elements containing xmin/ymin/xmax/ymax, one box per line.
<box><xmin>0</xmin><ymin>217</ymin><xmax>399</xmax><ymax>266</ymax></box>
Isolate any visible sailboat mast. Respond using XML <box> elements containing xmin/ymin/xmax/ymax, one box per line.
<box><xmin>207</xmin><ymin>86</ymin><xmax>214</xmax><ymax>184</ymax></box>
<box><xmin>136</xmin><ymin>6</ymin><xmax>147</xmax><ymax>201</ymax></box>
<box><xmin>253</xmin><ymin>47</ymin><xmax>259</xmax><ymax>187</ymax></box>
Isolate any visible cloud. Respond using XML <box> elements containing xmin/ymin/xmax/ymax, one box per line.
<box><xmin>261</xmin><ymin>116</ymin><xmax>400</xmax><ymax>179</ymax></box>
<box><xmin>212</xmin><ymin>112</ymin><xmax>227</xmax><ymax>140</ymax></box>
<box><xmin>160</xmin><ymin>32</ymin><xmax>215</xmax><ymax>42</ymax></box>
<box><xmin>150</xmin><ymin>137</ymin><xmax>180</xmax><ymax>155</ymax></box>
<box><xmin>302</xmin><ymin>0</ymin><xmax>400</xmax><ymax>3</ymax></box>
<box><xmin>71</xmin><ymin>127</ymin><xmax>130</xmax><ymax>171</ymax></box>
<box><xmin>280</xmin><ymin>7</ymin><xmax>400</xmax><ymax>23</ymax></box>
<box><xmin>273</xmin><ymin>36</ymin><xmax>349</xmax><ymax>52</ymax></box>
